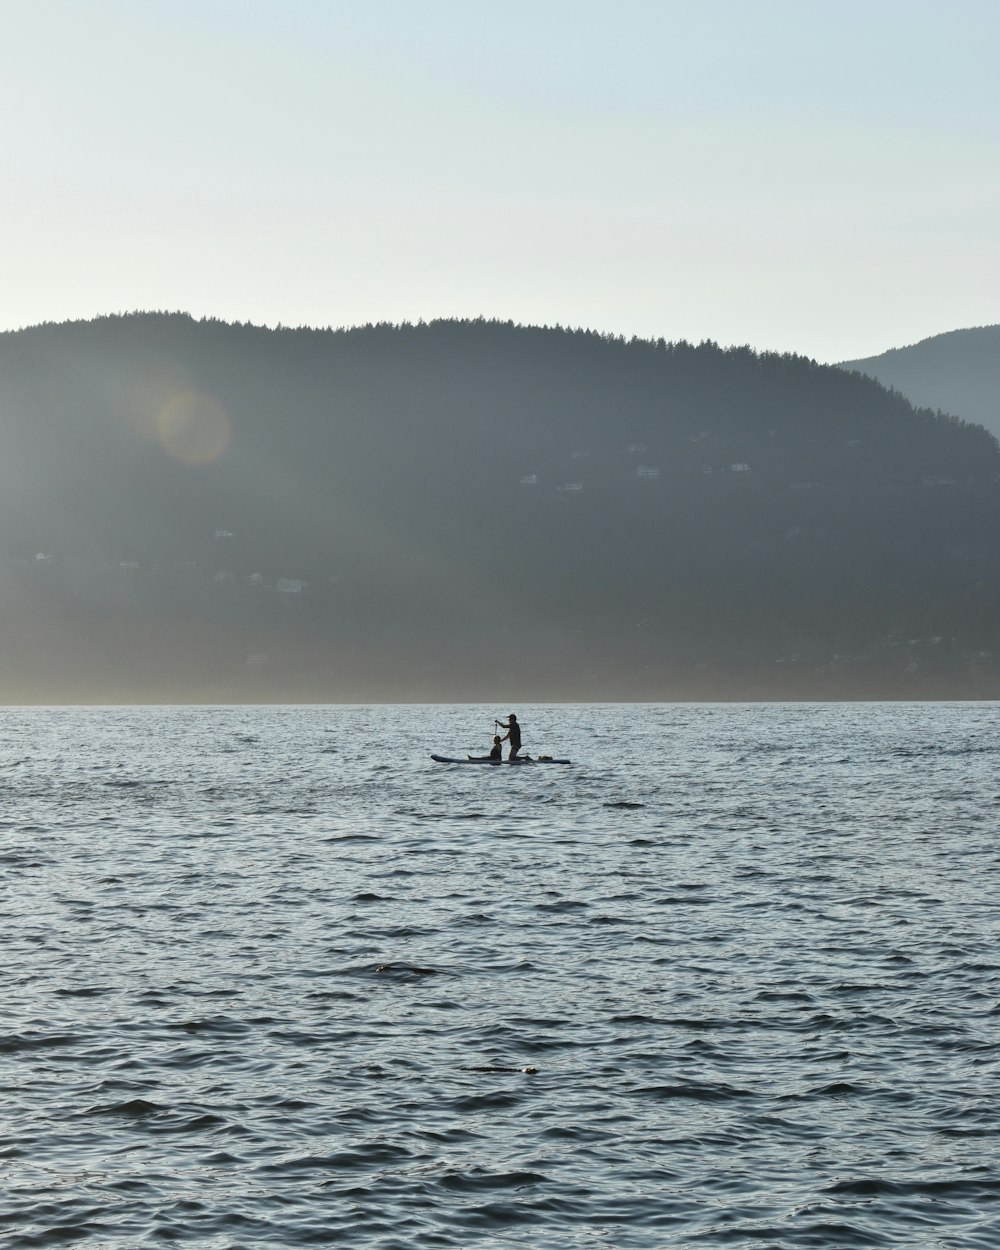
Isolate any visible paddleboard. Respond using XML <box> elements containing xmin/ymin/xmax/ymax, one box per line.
<box><xmin>431</xmin><ymin>754</ymin><xmax>571</xmax><ymax>765</ymax></box>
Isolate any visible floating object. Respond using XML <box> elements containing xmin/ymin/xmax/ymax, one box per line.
<box><xmin>430</xmin><ymin>754</ymin><xmax>571</xmax><ymax>765</ymax></box>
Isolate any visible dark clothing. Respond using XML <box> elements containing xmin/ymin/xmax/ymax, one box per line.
<box><xmin>489</xmin><ymin>743</ymin><xmax>502</xmax><ymax>760</ymax></box>
<box><xmin>499</xmin><ymin>717</ymin><xmax>522</xmax><ymax>758</ymax></box>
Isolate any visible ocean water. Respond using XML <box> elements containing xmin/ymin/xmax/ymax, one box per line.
<box><xmin>1</xmin><ymin>702</ymin><xmax>998</xmax><ymax>1250</ymax></box>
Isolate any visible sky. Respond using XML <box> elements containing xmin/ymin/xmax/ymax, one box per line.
<box><xmin>1</xmin><ymin>0</ymin><xmax>997</xmax><ymax>363</ymax></box>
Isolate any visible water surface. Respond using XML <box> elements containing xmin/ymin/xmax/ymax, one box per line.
<box><xmin>1</xmin><ymin>703</ymin><xmax>997</xmax><ymax>1247</ymax></box>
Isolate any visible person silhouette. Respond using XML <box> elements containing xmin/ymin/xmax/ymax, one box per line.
<box><xmin>497</xmin><ymin>713</ymin><xmax>522</xmax><ymax>760</ymax></box>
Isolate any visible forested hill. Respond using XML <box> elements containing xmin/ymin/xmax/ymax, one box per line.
<box><xmin>1</xmin><ymin>312</ymin><xmax>998</xmax><ymax>701</ymax></box>
<box><xmin>840</xmin><ymin>324</ymin><xmax>1000</xmax><ymax>440</ymax></box>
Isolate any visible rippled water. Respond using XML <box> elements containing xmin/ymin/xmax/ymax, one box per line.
<box><xmin>1</xmin><ymin>702</ymin><xmax>998</xmax><ymax>1248</ymax></box>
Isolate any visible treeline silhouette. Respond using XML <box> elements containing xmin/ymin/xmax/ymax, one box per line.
<box><xmin>0</xmin><ymin>312</ymin><xmax>997</xmax><ymax>700</ymax></box>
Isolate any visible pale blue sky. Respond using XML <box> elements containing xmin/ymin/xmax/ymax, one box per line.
<box><xmin>1</xmin><ymin>0</ymin><xmax>997</xmax><ymax>361</ymax></box>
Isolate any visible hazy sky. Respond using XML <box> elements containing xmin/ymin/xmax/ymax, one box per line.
<box><xmin>1</xmin><ymin>0</ymin><xmax>997</xmax><ymax>361</ymax></box>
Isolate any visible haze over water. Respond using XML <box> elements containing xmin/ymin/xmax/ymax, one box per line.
<box><xmin>2</xmin><ymin>702</ymin><xmax>997</xmax><ymax>1247</ymax></box>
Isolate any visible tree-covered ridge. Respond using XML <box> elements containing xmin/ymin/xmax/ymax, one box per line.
<box><xmin>840</xmin><ymin>323</ymin><xmax>1000</xmax><ymax>441</ymax></box>
<box><xmin>0</xmin><ymin>313</ymin><xmax>997</xmax><ymax>700</ymax></box>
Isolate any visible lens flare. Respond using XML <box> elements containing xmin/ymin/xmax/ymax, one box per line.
<box><xmin>156</xmin><ymin>391</ymin><xmax>232</xmax><ymax>465</ymax></box>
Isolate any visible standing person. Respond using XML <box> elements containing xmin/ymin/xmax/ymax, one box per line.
<box><xmin>497</xmin><ymin>713</ymin><xmax>522</xmax><ymax>760</ymax></box>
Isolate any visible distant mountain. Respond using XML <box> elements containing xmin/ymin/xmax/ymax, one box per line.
<box><xmin>840</xmin><ymin>325</ymin><xmax>1000</xmax><ymax>440</ymax></box>
<box><xmin>1</xmin><ymin>313</ymin><xmax>999</xmax><ymax>701</ymax></box>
